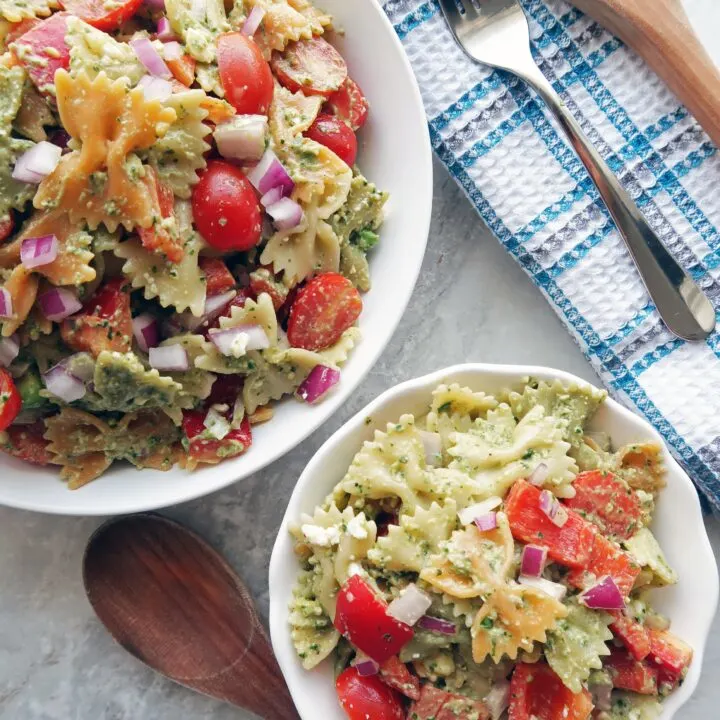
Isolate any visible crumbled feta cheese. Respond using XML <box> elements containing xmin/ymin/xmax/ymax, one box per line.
<box><xmin>347</xmin><ymin>513</ymin><xmax>368</xmax><ymax>539</ymax></box>
<box><xmin>228</xmin><ymin>332</ymin><xmax>249</xmax><ymax>358</ymax></box>
<box><xmin>301</xmin><ymin>524</ymin><xmax>340</xmax><ymax>547</ymax></box>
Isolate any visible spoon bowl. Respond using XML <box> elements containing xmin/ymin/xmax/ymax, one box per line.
<box><xmin>84</xmin><ymin>513</ymin><xmax>298</xmax><ymax>720</ymax></box>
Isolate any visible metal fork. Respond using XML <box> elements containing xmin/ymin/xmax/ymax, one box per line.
<box><xmin>439</xmin><ymin>0</ymin><xmax>716</xmax><ymax>341</ymax></box>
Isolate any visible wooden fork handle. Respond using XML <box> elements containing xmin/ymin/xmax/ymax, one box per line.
<box><xmin>570</xmin><ymin>0</ymin><xmax>720</xmax><ymax>148</ymax></box>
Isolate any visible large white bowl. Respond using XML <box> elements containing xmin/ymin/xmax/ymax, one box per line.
<box><xmin>269</xmin><ymin>364</ymin><xmax>718</xmax><ymax>720</ymax></box>
<box><xmin>0</xmin><ymin>0</ymin><xmax>433</xmax><ymax>515</ymax></box>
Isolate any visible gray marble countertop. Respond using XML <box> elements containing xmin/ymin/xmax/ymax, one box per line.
<box><xmin>1</xmin><ymin>160</ymin><xmax>718</xmax><ymax>719</ymax></box>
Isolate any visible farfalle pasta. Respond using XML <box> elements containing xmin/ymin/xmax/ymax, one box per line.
<box><xmin>0</xmin><ymin>0</ymin><xmax>385</xmax><ymax>484</ymax></box>
<box><xmin>289</xmin><ymin>378</ymin><xmax>693</xmax><ymax>720</ymax></box>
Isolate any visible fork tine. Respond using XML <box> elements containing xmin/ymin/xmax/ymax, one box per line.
<box><xmin>438</xmin><ymin>0</ymin><xmax>464</xmax><ymax>26</ymax></box>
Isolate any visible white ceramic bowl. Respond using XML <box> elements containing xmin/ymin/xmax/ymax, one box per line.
<box><xmin>269</xmin><ymin>364</ymin><xmax>718</xmax><ymax>720</ymax></box>
<box><xmin>0</xmin><ymin>0</ymin><xmax>433</xmax><ymax>515</ymax></box>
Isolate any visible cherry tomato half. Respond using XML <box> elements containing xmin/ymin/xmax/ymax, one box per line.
<box><xmin>218</xmin><ymin>32</ymin><xmax>274</xmax><ymax>115</ymax></box>
<box><xmin>336</xmin><ymin>668</ymin><xmax>405</xmax><ymax>720</ymax></box>
<box><xmin>59</xmin><ymin>0</ymin><xmax>143</xmax><ymax>31</ymax></box>
<box><xmin>305</xmin><ymin>114</ymin><xmax>357</xmax><ymax>167</ymax></box>
<box><xmin>325</xmin><ymin>77</ymin><xmax>369</xmax><ymax>131</ymax></box>
<box><xmin>271</xmin><ymin>37</ymin><xmax>347</xmax><ymax>97</ymax></box>
<box><xmin>192</xmin><ymin>160</ymin><xmax>262</xmax><ymax>252</ymax></box>
<box><xmin>287</xmin><ymin>272</ymin><xmax>362</xmax><ymax>351</ymax></box>
<box><xmin>0</xmin><ymin>369</ymin><xmax>21</xmax><ymax>432</ymax></box>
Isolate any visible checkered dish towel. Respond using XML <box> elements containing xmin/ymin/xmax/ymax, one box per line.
<box><xmin>381</xmin><ymin>0</ymin><xmax>720</xmax><ymax>507</ymax></box>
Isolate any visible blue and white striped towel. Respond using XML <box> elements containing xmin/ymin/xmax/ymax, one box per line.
<box><xmin>381</xmin><ymin>0</ymin><xmax>720</xmax><ymax>508</ymax></box>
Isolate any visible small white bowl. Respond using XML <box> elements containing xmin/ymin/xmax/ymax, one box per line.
<box><xmin>0</xmin><ymin>0</ymin><xmax>433</xmax><ymax>515</ymax></box>
<box><xmin>269</xmin><ymin>363</ymin><xmax>718</xmax><ymax>720</ymax></box>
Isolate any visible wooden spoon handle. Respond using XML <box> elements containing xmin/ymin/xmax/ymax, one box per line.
<box><xmin>570</xmin><ymin>0</ymin><xmax>720</xmax><ymax>148</ymax></box>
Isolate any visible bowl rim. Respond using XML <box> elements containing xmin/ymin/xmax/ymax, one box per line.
<box><xmin>0</xmin><ymin>0</ymin><xmax>434</xmax><ymax>517</ymax></box>
<box><xmin>269</xmin><ymin>362</ymin><xmax>719</xmax><ymax>720</ymax></box>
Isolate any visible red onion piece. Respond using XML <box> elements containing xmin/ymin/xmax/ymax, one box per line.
<box><xmin>354</xmin><ymin>658</ymin><xmax>379</xmax><ymax>677</ymax></box>
<box><xmin>156</xmin><ymin>16</ymin><xmax>176</xmax><ymax>40</ymax></box>
<box><xmin>12</xmin><ymin>141</ymin><xmax>62</xmax><ymax>184</ymax></box>
<box><xmin>137</xmin><ymin>75</ymin><xmax>173</xmax><ymax>103</ymax></box>
<box><xmin>474</xmin><ymin>512</ymin><xmax>498</xmax><ymax>532</ymax></box>
<box><xmin>578</xmin><ymin>575</ymin><xmax>626</xmax><ymax>610</ymax></box>
<box><xmin>43</xmin><ymin>363</ymin><xmax>86</xmax><ymax>402</ymax></box>
<box><xmin>177</xmin><ymin>289</ymin><xmax>237</xmax><ymax>331</ymax></box>
<box><xmin>418</xmin><ymin>430</ymin><xmax>442</xmax><ymax>466</ymax></box>
<box><xmin>149</xmin><ymin>344</ymin><xmax>189</xmax><ymax>372</ymax></box>
<box><xmin>260</xmin><ymin>186</ymin><xmax>285</xmax><ymax>208</ymax></box>
<box><xmin>241</xmin><ymin>5</ymin><xmax>265</xmax><ymax>35</ymax></box>
<box><xmin>21</xmin><ymin>234</ymin><xmax>58</xmax><ymax>270</ymax></box>
<box><xmin>539</xmin><ymin>489</ymin><xmax>568</xmax><ymax>527</ymax></box>
<box><xmin>162</xmin><ymin>39</ymin><xmax>183</xmax><ymax>60</ymax></box>
<box><xmin>0</xmin><ymin>335</ymin><xmax>19</xmax><ymax>367</ymax></box>
<box><xmin>133</xmin><ymin>313</ymin><xmax>159</xmax><ymax>353</ymax></box>
<box><xmin>266</xmin><ymin>197</ymin><xmax>304</xmax><ymax>231</ymax></box>
<box><xmin>39</xmin><ymin>288</ymin><xmax>82</xmax><ymax>322</ymax></box>
<box><xmin>590</xmin><ymin>681</ymin><xmax>613</xmax><ymax>712</ymax></box>
<box><xmin>518</xmin><ymin>575</ymin><xmax>567</xmax><ymax>601</ymax></box>
<box><xmin>247</xmin><ymin>149</ymin><xmax>294</xmax><ymax>196</ymax></box>
<box><xmin>528</xmin><ymin>462</ymin><xmax>549</xmax><ymax>486</ymax></box>
<box><xmin>208</xmin><ymin>324</ymin><xmax>269</xmax><ymax>357</ymax></box>
<box><xmin>484</xmin><ymin>680</ymin><xmax>510</xmax><ymax>720</ymax></box>
<box><xmin>417</xmin><ymin>615</ymin><xmax>456</xmax><ymax>635</ymax></box>
<box><xmin>457</xmin><ymin>496</ymin><xmax>502</xmax><ymax>526</ymax></box>
<box><xmin>387</xmin><ymin>584</ymin><xmax>432</xmax><ymax>626</ymax></box>
<box><xmin>520</xmin><ymin>544</ymin><xmax>548</xmax><ymax>578</ymax></box>
<box><xmin>296</xmin><ymin>365</ymin><xmax>340</xmax><ymax>404</ymax></box>
<box><xmin>0</xmin><ymin>288</ymin><xmax>13</xmax><ymax>319</ymax></box>
<box><xmin>214</xmin><ymin>115</ymin><xmax>267</xmax><ymax>162</ymax></box>
<box><xmin>131</xmin><ymin>37</ymin><xmax>172</xmax><ymax>79</ymax></box>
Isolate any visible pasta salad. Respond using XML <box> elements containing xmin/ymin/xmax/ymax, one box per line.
<box><xmin>289</xmin><ymin>379</ymin><xmax>692</xmax><ymax>720</ymax></box>
<box><xmin>0</xmin><ymin>0</ymin><xmax>387</xmax><ymax>486</ymax></box>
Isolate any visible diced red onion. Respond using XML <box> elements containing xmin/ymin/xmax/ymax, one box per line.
<box><xmin>539</xmin><ymin>489</ymin><xmax>568</xmax><ymax>527</ymax></box>
<box><xmin>260</xmin><ymin>186</ymin><xmax>285</xmax><ymax>208</ymax></box>
<box><xmin>528</xmin><ymin>462</ymin><xmax>549</xmax><ymax>486</ymax></box>
<box><xmin>518</xmin><ymin>575</ymin><xmax>567</xmax><ymax>601</ymax></box>
<box><xmin>241</xmin><ymin>5</ymin><xmax>265</xmax><ymax>36</ymax></box>
<box><xmin>457</xmin><ymin>497</ymin><xmax>502</xmax><ymax>526</ymax></box>
<box><xmin>178</xmin><ymin>289</ymin><xmax>237</xmax><ymax>331</ymax></box>
<box><xmin>131</xmin><ymin>37</ymin><xmax>172</xmax><ymax>79</ymax></box>
<box><xmin>484</xmin><ymin>680</ymin><xmax>510</xmax><ymax>720</ymax></box>
<box><xmin>43</xmin><ymin>363</ymin><xmax>86</xmax><ymax>402</ymax></box>
<box><xmin>247</xmin><ymin>149</ymin><xmax>294</xmax><ymax>196</ymax></box>
<box><xmin>418</xmin><ymin>430</ymin><xmax>442</xmax><ymax>466</ymax></box>
<box><xmin>156</xmin><ymin>16</ymin><xmax>176</xmax><ymax>40</ymax></box>
<box><xmin>386</xmin><ymin>584</ymin><xmax>432</xmax><ymax>627</ymax></box>
<box><xmin>520</xmin><ymin>545</ymin><xmax>548</xmax><ymax>578</ymax></box>
<box><xmin>149</xmin><ymin>344</ymin><xmax>189</xmax><ymax>372</ymax></box>
<box><xmin>578</xmin><ymin>575</ymin><xmax>626</xmax><ymax>610</ymax></box>
<box><xmin>590</xmin><ymin>681</ymin><xmax>613</xmax><ymax>712</ymax></box>
<box><xmin>39</xmin><ymin>288</ymin><xmax>82</xmax><ymax>322</ymax></box>
<box><xmin>208</xmin><ymin>324</ymin><xmax>269</xmax><ymax>357</ymax></box>
<box><xmin>474</xmin><ymin>512</ymin><xmax>498</xmax><ymax>532</ymax></box>
<box><xmin>0</xmin><ymin>335</ymin><xmax>19</xmax><ymax>367</ymax></box>
<box><xmin>0</xmin><ymin>288</ymin><xmax>13</xmax><ymax>319</ymax></box>
<box><xmin>137</xmin><ymin>75</ymin><xmax>173</xmax><ymax>103</ymax></box>
<box><xmin>266</xmin><ymin>197</ymin><xmax>304</xmax><ymax>231</ymax></box>
<box><xmin>296</xmin><ymin>365</ymin><xmax>340</xmax><ymax>404</ymax></box>
<box><xmin>417</xmin><ymin>615</ymin><xmax>456</xmax><ymax>635</ymax></box>
<box><xmin>133</xmin><ymin>313</ymin><xmax>159</xmax><ymax>353</ymax></box>
<box><xmin>203</xmin><ymin>407</ymin><xmax>231</xmax><ymax>440</ymax></box>
<box><xmin>352</xmin><ymin>654</ymin><xmax>379</xmax><ymax>677</ymax></box>
<box><xmin>12</xmin><ymin>141</ymin><xmax>62</xmax><ymax>183</ymax></box>
<box><xmin>20</xmin><ymin>234</ymin><xmax>58</xmax><ymax>270</ymax></box>
<box><xmin>214</xmin><ymin>115</ymin><xmax>267</xmax><ymax>162</ymax></box>
<box><xmin>162</xmin><ymin>39</ymin><xmax>183</xmax><ymax>60</ymax></box>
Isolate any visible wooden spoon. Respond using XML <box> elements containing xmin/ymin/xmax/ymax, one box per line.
<box><xmin>569</xmin><ymin>0</ymin><xmax>720</xmax><ymax>148</ymax></box>
<box><xmin>83</xmin><ymin>514</ymin><xmax>299</xmax><ymax>720</ymax></box>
